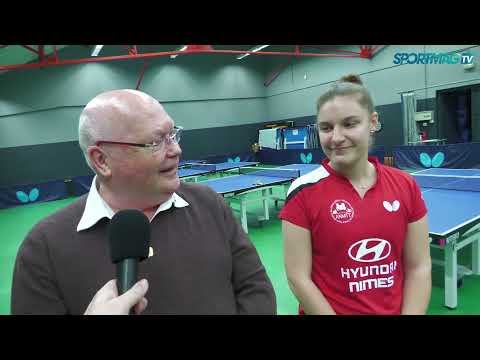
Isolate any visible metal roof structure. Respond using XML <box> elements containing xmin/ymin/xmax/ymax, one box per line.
<box><xmin>0</xmin><ymin>45</ymin><xmax>386</xmax><ymax>88</ymax></box>
<box><xmin>0</xmin><ymin>45</ymin><xmax>385</xmax><ymax>71</ymax></box>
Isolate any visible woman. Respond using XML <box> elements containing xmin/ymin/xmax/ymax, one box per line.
<box><xmin>280</xmin><ymin>74</ymin><xmax>431</xmax><ymax>315</ymax></box>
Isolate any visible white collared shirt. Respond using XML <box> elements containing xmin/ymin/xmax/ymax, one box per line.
<box><xmin>77</xmin><ymin>176</ymin><xmax>189</xmax><ymax>232</ymax></box>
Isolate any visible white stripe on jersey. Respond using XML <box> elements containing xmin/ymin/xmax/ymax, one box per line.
<box><xmin>287</xmin><ymin>165</ymin><xmax>330</xmax><ymax>197</ymax></box>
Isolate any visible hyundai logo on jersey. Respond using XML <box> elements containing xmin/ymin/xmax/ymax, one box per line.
<box><xmin>343</xmin><ymin>239</ymin><xmax>397</xmax><ymax>294</ymax></box>
<box><xmin>348</xmin><ymin>239</ymin><xmax>391</xmax><ymax>263</ymax></box>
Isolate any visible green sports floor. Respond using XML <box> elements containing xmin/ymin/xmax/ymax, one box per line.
<box><xmin>1</xmin><ymin>174</ymin><xmax>480</xmax><ymax>315</ymax></box>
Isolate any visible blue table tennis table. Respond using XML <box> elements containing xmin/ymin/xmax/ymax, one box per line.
<box><xmin>178</xmin><ymin>162</ymin><xmax>258</xmax><ymax>182</ymax></box>
<box><xmin>202</xmin><ymin>164</ymin><xmax>321</xmax><ymax>233</ymax></box>
<box><xmin>413</xmin><ymin>168</ymin><xmax>480</xmax><ymax>309</ymax></box>
<box><xmin>178</xmin><ymin>160</ymin><xmax>206</xmax><ymax>168</ymax></box>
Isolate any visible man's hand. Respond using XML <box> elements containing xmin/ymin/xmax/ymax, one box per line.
<box><xmin>84</xmin><ymin>279</ymin><xmax>149</xmax><ymax>315</ymax></box>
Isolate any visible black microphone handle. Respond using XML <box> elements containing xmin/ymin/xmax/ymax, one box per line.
<box><xmin>116</xmin><ymin>258</ymin><xmax>139</xmax><ymax>315</ymax></box>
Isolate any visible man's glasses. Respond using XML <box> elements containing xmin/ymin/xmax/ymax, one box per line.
<box><xmin>95</xmin><ymin>126</ymin><xmax>183</xmax><ymax>153</ymax></box>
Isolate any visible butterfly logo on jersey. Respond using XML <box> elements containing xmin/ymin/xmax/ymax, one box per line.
<box><xmin>383</xmin><ymin>200</ymin><xmax>400</xmax><ymax>212</ymax></box>
<box><xmin>330</xmin><ymin>200</ymin><xmax>354</xmax><ymax>223</ymax></box>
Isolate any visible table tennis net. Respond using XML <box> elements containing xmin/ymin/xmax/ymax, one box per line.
<box><xmin>179</xmin><ymin>160</ymin><xmax>205</xmax><ymax>167</ymax></box>
<box><xmin>187</xmin><ymin>163</ymin><xmax>218</xmax><ymax>171</ymax></box>
<box><xmin>239</xmin><ymin>167</ymin><xmax>301</xmax><ymax>179</ymax></box>
<box><xmin>414</xmin><ymin>173</ymin><xmax>480</xmax><ymax>192</ymax></box>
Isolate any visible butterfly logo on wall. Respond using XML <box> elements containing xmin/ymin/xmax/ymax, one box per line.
<box><xmin>300</xmin><ymin>152</ymin><xmax>313</xmax><ymax>164</ymax></box>
<box><xmin>227</xmin><ymin>156</ymin><xmax>241</xmax><ymax>163</ymax></box>
<box><xmin>16</xmin><ymin>188</ymin><xmax>40</xmax><ymax>203</ymax></box>
<box><xmin>419</xmin><ymin>152</ymin><xmax>445</xmax><ymax>168</ymax></box>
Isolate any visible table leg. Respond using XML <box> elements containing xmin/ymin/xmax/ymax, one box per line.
<box><xmin>240</xmin><ymin>197</ymin><xmax>248</xmax><ymax>234</ymax></box>
<box><xmin>472</xmin><ymin>233</ymin><xmax>480</xmax><ymax>274</ymax></box>
<box><xmin>262</xmin><ymin>189</ymin><xmax>270</xmax><ymax>221</ymax></box>
<box><xmin>444</xmin><ymin>241</ymin><xmax>458</xmax><ymax>309</ymax></box>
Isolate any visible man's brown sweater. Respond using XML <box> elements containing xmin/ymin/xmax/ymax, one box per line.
<box><xmin>11</xmin><ymin>182</ymin><xmax>276</xmax><ymax>315</ymax></box>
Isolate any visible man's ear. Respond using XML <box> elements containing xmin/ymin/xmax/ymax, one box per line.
<box><xmin>88</xmin><ymin>146</ymin><xmax>112</xmax><ymax>177</ymax></box>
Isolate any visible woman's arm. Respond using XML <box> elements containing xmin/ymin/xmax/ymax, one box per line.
<box><xmin>401</xmin><ymin>215</ymin><xmax>432</xmax><ymax>314</ymax></box>
<box><xmin>283</xmin><ymin>220</ymin><xmax>336</xmax><ymax>315</ymax></box>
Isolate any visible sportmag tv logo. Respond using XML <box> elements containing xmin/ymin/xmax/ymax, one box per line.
<box><xmin>393</xmin><ymin>52</ymin><xmax>474</xmax><ymax>65</ymax></box>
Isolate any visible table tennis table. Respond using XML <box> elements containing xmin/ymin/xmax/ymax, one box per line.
<box><xmin>408</xmin><ymin>138</ymin><xmax>447</xmax><ymax>145</ymax></box>
<box><xmin>178</xmin><ymin>162</ymin><xmax>258</xmax><ymax>182</ymax></box>
<box><xmin>178</xmin><ymin>160</ymin><xmax>206</xmax><ymax>168</ymax></box>
<box><xmin>202</xmin><ymin>164</ymin><xmax>321</xmax><ymax>233</ymax></box>
<box><xmin>413</xmin><ymin>168</ymin><xmax>480</xmax><ymax>309</ymax></box>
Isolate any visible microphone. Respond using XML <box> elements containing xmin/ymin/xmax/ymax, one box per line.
<box><xmin>108</xmin><ymin>209</ymin><xmax>151</xmax><ymax>310</ymax></box>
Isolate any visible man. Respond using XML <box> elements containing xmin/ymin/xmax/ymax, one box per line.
<box><xmin>11</xmin><ymin>89</ymin><xmax>276</xmax><ymax>315</ymax></box>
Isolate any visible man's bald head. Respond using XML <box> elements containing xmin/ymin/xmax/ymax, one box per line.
<box><xmin>84</xmin><ymin>89</ymin><xmax>163</xmax><ymax>119</ymax></box>
<box><xmin>78</xmin><ymin>89</ymin><xmax>170</xmax><ymax>169</ymax></box>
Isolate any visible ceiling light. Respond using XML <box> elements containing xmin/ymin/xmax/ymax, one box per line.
<box><xmin>91</xmin><ymin>45</ymin><xmax>104</xmax><ymax>57</ymax></box>
<box><xmin>171</xmin><ymin>45</ymin><xmax>188</xmax><ymax>59</ymax></box>
<box><xmin>237</xmin><ymin>45</ymin><xmax>269</xmax><ymax>60</ymax></box>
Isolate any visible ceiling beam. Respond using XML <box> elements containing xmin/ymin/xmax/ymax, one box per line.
<box><xmin>20</xmin><ymin>45</ymin><xmax>40</xmax><ymax>55</ymax></box>
<box><xmin>38</xmin><ymin>45</ymin><xmax>45</xmax><ymax>63</ymax></box>
<box><xmin>0</xmin><ymin>47</ymin><xmax>366</xmax><ymax>71</ymax></box>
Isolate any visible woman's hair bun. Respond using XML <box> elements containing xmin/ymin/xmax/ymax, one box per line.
<box><xmin>339</xmin><ymin>74</ymin><xmax>363</xmax><ymax>86</ymax></box>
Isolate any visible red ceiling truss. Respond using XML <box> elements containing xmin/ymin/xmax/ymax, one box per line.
<box><xmin>0</xmin><ymin>45</ymin><xmax>385</xmax><ymax>71</ymax></box>
<box><xmin>0</xmin><ymin>45</ymin><xmax>385</xmax><ymax>89</ymax></box>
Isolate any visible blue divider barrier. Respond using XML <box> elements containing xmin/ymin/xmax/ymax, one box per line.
<box><xmin>0</xmin><ymin>179</ymin><xmax>69</xmax><ymax>209</ymax></box>
<box><xmin>393</xmin><ymin>142</ymin><xmax>480</xmax><ymax>170</ymax></box>
<box><xmin>72</xmin><ymin>175</ymin><xmax>95</xmax><ymax>196</ymax></box>
<box><xmin>0</xmin><ymin>145</ymin><xmax>389</xmax><ymax>209</ymax></box>
<box><xmin>203</xmin><ymin>151</ymin><xmax>256</xmax><ymax>164</ymax></box>
<box><xmin>257</xmin><ymin>146</ymin><xmax>385</xmax><ymax>166</ymax></box>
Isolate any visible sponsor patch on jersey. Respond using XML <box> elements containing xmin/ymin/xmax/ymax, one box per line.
<box><xmin>383</xmin><ymin>200</ymin><xmax>400</xmax><ymax>212</ymax></box>
<box><xmin>330</xmin><ymin>200</ymin><xmax>354</xmax><ymax>223</ymax></box>
<box><xmin>348</xmin><ymin>239</ymin><xmax>392</xmax><ymax>262</ymax></box>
